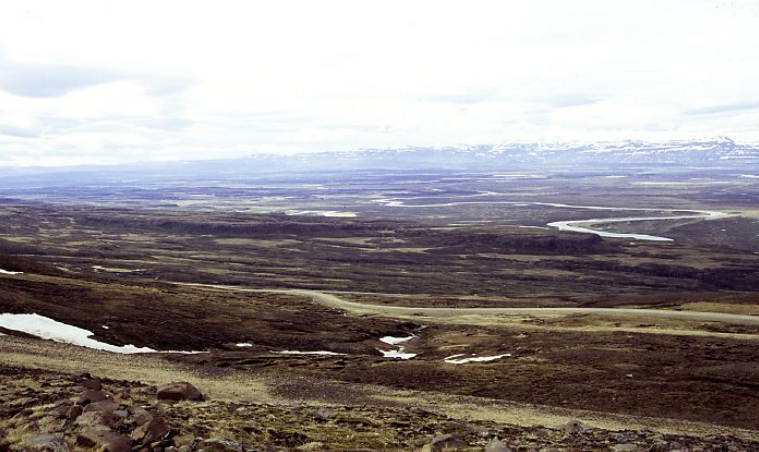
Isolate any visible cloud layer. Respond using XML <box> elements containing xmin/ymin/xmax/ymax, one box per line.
<box><xmin>1</xmin><ymin>0</ymin><xmax>758</xmax><ymax>166</ymax></box>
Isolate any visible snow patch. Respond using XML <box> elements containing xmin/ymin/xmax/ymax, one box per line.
<box><xmin>0</xmin><ymin>269</ymin><xmax>23</xmax><ymax>275</ymax></box>
<box><xmin>379</xmin><ymin>335</ymin><xmax>415</xmax><ymax>346</ymax></box>
<box><xmin>378</xmin><ymin>334</ymin><xmax>417</xmax><ymax>359</ymax></box>
<box><xmin>0</xmin><ymin>313</ymin><xmax>205</xmax><ymax>355</ymax></box>
<box><xmin>236</xmin><ymin>343</ymin><xmax>253</xmax><ymax>347</ymax></box>
<box><xmin>379</xmin><ymin>349</ymin><xmax>417</xmax><ymax>360</ymax></box>
<box><xmin>285</xmin><ymin>210</ymin><xmax>357</xmax><ymax>218</ymax></box>
<box><xmin>0</xmin><ymin>313</ymin><xmax>156</xmax><ymax>354</ymax></box>
<box><xmin>444</xmin><ymin>353</ymin><xmax>512</xmax><ymax>364</ymax></box>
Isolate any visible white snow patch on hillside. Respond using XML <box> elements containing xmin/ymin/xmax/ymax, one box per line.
<box><xmin>0</xmin><ymin>313</ymin><xmax>156</xmax><ymax>354</ymax></box>
<box><xmin>379</xmin><ymin>335</ymin><xmax>415</xmax><ymax>346</ymax></box>
<box><xmin>0</xmin><ymin>313</ymin><xmax>206</xmax><ymax>355</ymax></box>
<box><xmin>0</xmin><ymin>269</ymin><xmax>23</xmax><ymax>275</ymax></box>
<box><xmin>286</xmin><ymin>210</ymin><xmax>357</xmax><ymax>218</ymax></box>
<box><xmin>444</xmin><ymin>353</ymin><xmax>512</xmax><ymax>364</ymax></box>
<box><xmin>379</xmin><ymin>349</ymin><xmax>417</xmax><ymax>360</ymax></box>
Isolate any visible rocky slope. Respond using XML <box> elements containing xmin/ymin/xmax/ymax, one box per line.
<box><xmin>1</xmin><ymin>366</ymin><xmax>758</xmax><ymax>452</ymax></box>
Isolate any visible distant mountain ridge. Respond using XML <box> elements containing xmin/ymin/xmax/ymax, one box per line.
<box><xmin>0</xmin><ymin>138</ymin><xmax>757</xmax><ymax>188</ymax></box>
<box><xmin>297</xmin><ymin>137</ymin><xmax>759</xmax><ymax>170</ymax></box>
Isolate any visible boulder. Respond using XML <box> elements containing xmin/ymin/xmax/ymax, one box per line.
<box><xmin>84</xmin><ymin>400</ymin><xmax>119</xmax><ymax>416</ymax></box>
<box><xmin>77</xmin><ymin>390</ymin><xmax>110</xmax><ymax>406</ymax></box>
<box><xmin>156</xmin><ymin>382</ymin><xmax>204</xmax><ymax>401</ymax></box>
<box><xmin>429</xmin><ymin>434</ymin><xmax>467</xmax><ymax>451</ymax></box>
<box><xmin>81</xmin><ymin>378</ymin><xmax>103</xmax><ymax>391</ymax></box>
<box><xmin>559</xmin><ymin>420</ymin><xmax>591</xmax><ymax>433</ymax></box>
<box><xmin>49</xmin><ymin>403</ymin><xmax>72</xmax><ymax>418</ymax></box>
<box><xmin>76</xmin><ymin>427</ymin><xmax>131</xmax><ymax>452</ymax></box>
<box><xmin>127</xmin><ymin>405</ymin><xmax>153</xmax><ymax>425</ymax></box>
<box><xmin>131</xmin><ymin>417</ymin><xmax>169</xmax><ymax>444</ymax></box>
<box><xmin>66</xmin><ymin>405</ymin><xmax>84</xmax><ymax>420</ymax></box>
<box><xmin>24</xmin><ymin>434</ymin><xmax>71</xmax><ymax>452</ymax></box>
<box><xmin>485</xmin><ymin>438</ymin><xmax>513</xmax><ymax>452</ymax></box>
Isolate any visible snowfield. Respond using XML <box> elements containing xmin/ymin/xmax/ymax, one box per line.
<box><xmin>0</xmin><ymin>313</ymin><xmax>206</xmax><ymax>355</ymax></box>
<box><xmin>0</xmin><ymin>313</ymin><xmax>156</xmax><ymax>354</ymax></box>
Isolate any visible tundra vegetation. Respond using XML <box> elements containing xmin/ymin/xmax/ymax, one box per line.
<box><xmin>1</xmin><ymin>168</ymin><xmax>758</xmax><ymax>450</ymax></box>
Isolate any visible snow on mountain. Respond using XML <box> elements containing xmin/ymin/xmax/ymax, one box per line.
<box><xmin>294</xmin><ymin>137</ymin><xmax>759</xmax><ymax>170</ymax></box>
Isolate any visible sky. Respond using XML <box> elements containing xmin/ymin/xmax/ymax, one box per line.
<box><xmin>0</xmin><ymin>1</ymin><xmax>758</xmax><ymax>167</ymax></box>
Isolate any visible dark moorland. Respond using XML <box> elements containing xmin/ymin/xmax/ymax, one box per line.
<box><xmin>1</xmin><ymin>166</ymin><xmax>759</xmax><ymax>450</ymax></box>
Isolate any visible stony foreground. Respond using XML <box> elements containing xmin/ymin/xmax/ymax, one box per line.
<box><xmin>0</xmin><ymin>366</ymin><xmax>756</xmax><ymax>452</ymax></box>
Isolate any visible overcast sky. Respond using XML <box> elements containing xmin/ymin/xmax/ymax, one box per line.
<box><xmin>1</xmin><ymin>1</ymin><xmax>758</xmax><ymax>166</ymax></box>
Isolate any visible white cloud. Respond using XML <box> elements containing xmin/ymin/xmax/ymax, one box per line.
<box><xmin>55</xmin><ymin>81</ymin><xmax>159</xmax><ymax>118</ymax></box>
<box><xmin>0</xmin><ymin>0</ymin><xmax>758</xmax><ymax>166</ymax></box>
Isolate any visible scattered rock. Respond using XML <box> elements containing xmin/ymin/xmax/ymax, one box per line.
<box><xmin>156</xmin><ymin>382</ymin><xmax>204</xmax><ymax>401</ymax></box>
<box><xmin>81</xmin><ymin>378</ymin><xmax>103</xmax><ymax>391</ymax></box>
<box><xmin>84</xmin><ymin>400</ymin><xmax>119</xmax><ymax>416</ymax></box>
<box><xmin>66</xmin><ymin>404</ymin><xmax>84</xmax><ymax>420</ymax></box>
<box><xmin>131</xmin><ymin>416</ymin><xmax>169</xmax><ymax>444</ymax></box>
<box><xmin>429</xmin><ymin>433</ymin><xmax>468</xmax><ymax>451</ymax></box>
<box><xmin>77</xmin><ymin>390</ymin><xmax>109</xmax><ymax>406</ymax></box>
<box><xmin>127</xmin><ymin>405</ymin><xmax>153</xmax><ymax>425</ymax></box>
<box><xmin>75</xmin><ymin>411</ymin><xmax>111</xmax><ymax>429</ymax></box>
<box><xmin>559</xmin><ymin>420</ymin><xmax>592</xmax><ymax>433</ymax></box>
<box><xmin>485</xmin><ymin>438</ymin><xmax>513</xmax><ymax>452</ymax></box>
<box><xmin>49</xmin><ymin>403</ymin><xmax>72</xmax><ymax>417</ymax></box>
<box><xmin>24</xmin><ymin>434</ymin><xmax>71</xmax><ymax>452</ymax></box>
<box><xmin>649</xmin><ymin>441</ymin><xmax>673</xmax><ymax>452</ymax></box>
<box><xmin>197</xmin><ymin>438</ymin><xmax>245</xmax><ymax>452</ymax></box>
<box><xmin>173</xmin><ymin>433</ymin><xmax>196</xmax><ymax>447</ymax></box>
<box><xmin>76</xmin><ymin>427</ymin><xmax>131</xmax><ymax>452</ymax></box>
<box><xmin>1</xmin><ymin>368</ymin><xmax>758</xmax><ymax>452</ymax></box>
<box><xmin>313</xmin><ymin>407</ymin><xmax>334</xmax><ymax>420</ymax></box>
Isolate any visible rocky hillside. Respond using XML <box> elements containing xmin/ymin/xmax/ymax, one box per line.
<box><xmin>1</xmin><ymin>366</ymin><xmax>757</xmax><ymax>452</ymax></box>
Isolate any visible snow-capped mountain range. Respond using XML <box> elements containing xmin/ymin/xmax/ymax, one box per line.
<box><xmin>0</xmin><ymin>138</ymin><xmax>757</xmax><ymax>188</ymax></box>
<box><xmin>268</xmin><ymin>137</ymin><xmax>759</xmax><ymax>171</ymax></box>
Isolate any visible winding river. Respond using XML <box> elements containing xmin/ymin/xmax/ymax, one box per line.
<box><xmin>372</xmin><ymin>196</ymin><xmax>728</xmax><ymax>242</ymax></box>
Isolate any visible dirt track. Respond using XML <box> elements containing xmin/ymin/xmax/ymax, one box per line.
<box><xmin>180</xmin><ymin>283</ymin><xmax>759</xmax><ymax>326</ymax></box>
